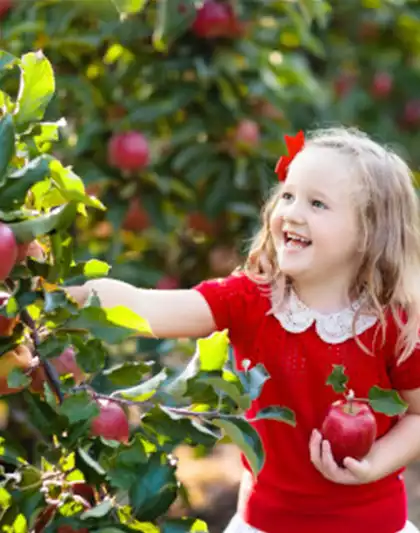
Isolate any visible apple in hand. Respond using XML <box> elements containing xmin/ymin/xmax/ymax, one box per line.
<box><xmin>320</xmin><ymin>397</ymin><xmax>377</xmax><ymax>466</ymax></box>
<box><xmin>90</xmin><ymin>398</ymin><xmax>130</xmax><ymax>443</ymax></box>
<box><xmin>0</xmin><ymin>223</ymin><xmax>18</xmax><ymax>281</ymax></box>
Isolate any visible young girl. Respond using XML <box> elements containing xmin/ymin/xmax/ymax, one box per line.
<box><xmin>68</xmin><ymin>127</ymin><xmax>420</xmax><ymax>533</ymax></box>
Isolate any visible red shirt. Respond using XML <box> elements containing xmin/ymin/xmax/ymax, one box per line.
<box><xmin>194</xmin><ymin>273</ymin><xmax>420</xmax><ymax>533</ymax></box>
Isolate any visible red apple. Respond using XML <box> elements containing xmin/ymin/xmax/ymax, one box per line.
<box><xmin>156</xmin><ymin>275</ymin><xmax>180</xmax><ymax>290</ymax></box>
<box><xmin>0</xmin><ymin>223</ymin><xmax>18</xmax><ymax>280</ymax></box>
<box><xmin>90</xmin><ymin>399</ymin><xmax>130</xmax><ymax>443</ymax></box>
<box><xmin>320</xmin><ymin>398</ymin><xmax>377</xmax><ymax>466</ymax></box>
<box><xmin>403</xmin><ymin>99</ymin><xmax>420</xmax><ymax>127</ymax></box>
<box><xmin>108</xmin><ymin>131</ymin><xmax>150</xmax><ymax>171</ymax></box>
<box><xmin>192</xmin><ymin>0</ymin><xmax>235</xmax><ymax>39</ymax></box>
<box><xmin>371</xmin><ymin>72</ymin><xmax>393</xmax><ymax>98</ymax></box>
<box><xmin>233</xmin><ymin>119</ymin><xmax>260</xmax><ymax>150</ymax></box>
<box><xmin>0</xmin><ymin>291</ymin><xmax>18</xmax><ymax>337</ymax></box>
<box><xmin>333</xmin><ymin>72</ymin><xmax>356</xmax><ymax>99</ymax></box>
<box><xmin>122</xmin><ymin>197</ymin><xmax>150</xmax><ymax>232</ymax></box>
<box><xmin>29</xmin><ymin>346</ymin><xmax>84</xmax><ymax>394</ymax></box>
<box><xmin>0</xmin><ymin>0</ymin><xmax>11</xmax><ymax>18</ymax></box>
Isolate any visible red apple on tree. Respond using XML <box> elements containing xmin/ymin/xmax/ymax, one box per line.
<box><xmin>233</xmin><ymin>119</ymin><xmax>260</xmax><ymax>151</ymax></box>
<box><xmin>0</xmin><ymin>0</ymin><xmax>11</xmax><ymax>18</ymax></box>
<box><xmin>90</xmin><ymin>398</ymin><xmax>130</xmax><ymax>443</ymax></box>
<box><xmin>0</xmin><ymin>223</ymin><xmax>18</xmax><ymax>280</ymax></box>
<box><xmin>371</xmin><ymin>72</ymin><xmax>393</xmax><ymax>99</ymax></box>
<box><xmin>108</xmin><ymin>131</ymin><xmax>150</xmax><ymax>171</ymax></box>
<box><xmin>29</xmin><ymin>346</ymin><xmax>84</xmax><ymax>394</ymax></box>
<box><xmin>192</xmin><ymin>0</ymin><xmax>236</xmax><ymax>39</ymax></box>
<box><xmin>122</xmin><ymin>197</ymin><xmax>150</xmax><ymax>232</ymax></box>
<box><xmin>321</xmin><ymin>392</ymin><xmax>377</xmax><ymax>466</ymax></box>
<box><xmin>403</xmin><ymin>99</ymin><xmax>420</xmax><ymax>128</ymax></box>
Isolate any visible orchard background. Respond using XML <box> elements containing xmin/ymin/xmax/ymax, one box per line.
<box><xmin>0</xmin><ymin>0</ymin><xmax>420</xmax><ymax>532</ymax></box>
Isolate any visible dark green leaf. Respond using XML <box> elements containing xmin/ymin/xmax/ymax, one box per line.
<box><xmin>196</xmin><ymin>376</ymin><xmax>250</xmax><ymax>410</ymax></box>
<box><xmin>103</xmin><ymin>361</ymin><xmax>154</xmax><ymax>386</ymax></box>
<box><xmin>368</xmin><ymin>386</ymin><xmax>408</xmax><ymax>416</ymax></box>
<box><xmin>59</xmin><ymin>391</ymin><xmax>99</xmax><ymax>424</ymax></box>
<box><xmin>115</xmin><ymin>369</ymin><xmax>168</xmax><ymax>401</ymax></box>
<box><xmin>7</xmin><ymin>368</ymin><xmax>30</xmax><ymax>389</ymax></box>
<box><xmin>72</xmin><ymin>337</ymin><xmax>107</xmax><ymax>374</ymax></box>
<box><xmin>212</xmin><ymin>417</ymin><xmax>265</xmax><ymax>477</ymax></box>
<box><xmin>326</xmin><ymin>364</ymin><xmax>349</xmax><ymax>394</ymax></box>
<box><xmin>80</xmin><ymin>499</ymin><xmax>113</xmax><ymax>519</ymax></box>
<box><xmin>238</xmin><ymin>363</ymin><xmax>270</xmax><ymax>401</ymax></box>
<box><xmin>0</xmin><ymin>114</ymin><xmax>15</xmax><ymax>181</ymax></box>
<box><xmin>251</xmin><ymin>406</ymin><xmax>296</xmax><ymax>427</ymax></box>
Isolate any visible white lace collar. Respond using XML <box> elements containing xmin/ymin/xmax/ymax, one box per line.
<box><xmin>271</xmin><ymin>287</ymin><xmax>378</xmax><ymax>344</ymax></box>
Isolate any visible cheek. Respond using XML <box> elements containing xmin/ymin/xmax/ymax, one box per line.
<box><xmin>269</xmin><ymin>211</ymin><xmax>284</xmax><ymax>237</ymax></box>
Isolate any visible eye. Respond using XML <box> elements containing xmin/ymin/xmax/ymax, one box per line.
<box><xmin>281</xmin><ymin>192</ymin><xmax>293</xmax><ymax>201</ymax></box>
<box><xmin>312</xmin><ymin>199</ymin><xmax>327</xmax><ymax>210</ymax></box>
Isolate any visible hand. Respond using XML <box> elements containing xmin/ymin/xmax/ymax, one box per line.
<box><xmin>309</xmin><ymin>429</ymin><xmax>375</xmax><ymax>485</ymax></box>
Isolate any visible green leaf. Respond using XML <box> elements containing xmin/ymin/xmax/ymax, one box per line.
<box><xmin>7</xmin><ymin>368</ymin><xmax>30</xmax><ymax>389</ymax></box>
<box><xmin>152</xmin><ymin>0</ymin><xmax>196</xmax><ymax>51</ymax></box>
<box><xmin>0</xmin><ymin>114</ymin><xmax>15</xmax><ymax>180</ymax></box>
<box><xmin>8</xmin><ymin>203</ymin><xmax>78</xmax><ymax>242</ymax></box>
<box><xmin>196</xmin><ymin>376</ymin><xmax>250</xmax><ymax>410</ymax></box>
<box><xmin>0</xmin><ymin>51</ymin><xmax>18</xmax><ymax>72</ymax></box>
<box><xmin>212</xmin><ymin>417</ymin><xmax>265</xmax><ymax>478</ymax></box>
<box><xmin>80</xmin><ymin>499</ymin><xmax>113</xmax><ymax>519</ymax></box>
<box><xmin>251</xmin><ymin>406</ymin><xmax>296</xmax><ymax>427</ymax></box>
<box><xmin>112</xmin><ymin>0</ymin><xmax>147</xmax><ymax>14</ymax></box>
<box><xmin>368</xmin><ymin>386</ymin><xmax>408</xmax><ymax>416</ymax></box>
<box><xmin>15</xmin><ymin>51</ymin><xmax>55</xmax><ymax>126</ymax></box>
<box><xmin>197</xmin><ymin>330</ymin><xmax>229</xmax><ymax>372</ymax></box>
<box><xmin>116</xmin><ymin>369</ymin><xmax>168</xmax><ymax>401</ymax></box>
<box><xmin>116</xmin><ymin>435</ymin><xmax>148</xmax><ymax>466</ymax></box>
<box><xmin>326</xmin><ymin>364</ymin><xmax>349</xmax><ymax>394</ymax></box>
<box><xmin>103</xmin><ymin>361</ymin><xmax>154</xmax><ymax>386</ymax></box>
<box><xmin>64</xmin><ymin>304</ymin><xmax>152</xmax><ymax>344</ymax></box>
<box><xmin>59</xmin><ymin>391</ymin><xmax>100</xmax><ymax>424</ymax></box>
<box><xmin>163</xmin><ymin>353</ymin><xmax>200</xmax><ymax>398</ymax></box>
<box><xmin>72</xmin><ymin>338</ymin><xmax>106</xmax><ymax>374</ymax></box>
<box><xmin>238</xmin><ymin>363</ymin><xmax>270</xmax><ymax>401</ymax></box>
<box><xmin>0</xmin><ymin>156</ymin><xmax>51</xmax><ymax>210</ymax></box>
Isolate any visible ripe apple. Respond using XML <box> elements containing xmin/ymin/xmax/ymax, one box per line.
<box><xmin>233</xmin><ymin>119</ymin><xmax>260</xmax><ymax>150</ymax></box>
<box><xmin>371</xmin><ymin>72</ymin><xmax>393</xmax><ymax>99</ymax></box>
<box><xmin>0</xmin><ymin>0</ymin><xmax>11</xmax><ymax>18</ymax></box>
<box><xmin>192</xmin><ymin>0</ymin><xmax>235</xmax><ymax>39</ymax></box>
<box><xmin>187</xmin><ymin>212</ymin><xmax>219</xmax><ymax>236</ymax></box>
<box><xmin>29</xmin><ymin>346</ymin><xmax>84</xmax><ymax>394</ymax></box>
<box><xmin>108</xmin><ymin>131</ymin><xmax>150</xmax><ymax>171</ymax></box>
<box><xmin>403</xmin><ymin>99</ymin><xmax>420</xmax><ymax>128</ymax></box>
<box><xmin>0</xmin><ymin>291</ymin><xmax>18</xmax><ymax>337</ymax></box>
<box><xmin>122</xmin><ymin>197</ymin><xmax>150</xmax><ymax>232</ymax></box>
<box><xmin>0</xmin><ymin>223</ymin><xmax>18</xmax><ymax>280</ymax></box>
<box><xmin>16</xmin><ymin>240</ymin><xmax>45</xmax><ymax>263</ymax></box>
<box><xmin>320</xmin><ymin>398</ymin><xmax>377</xmax><ymax>466</ymax></box>
<box><xmin>90</xmin><ymin>398</ymin><xmax>130</xmax><ymax>443</ymax></box>
<box><xmin>0</xmin><ymin>344</ymin><xmax>33</xmax><ymax>395</ymax></box>
<box><xmin>156</xmin><ymin>275</ymin><xmax>180</xmax><ymax>290</ymax></box>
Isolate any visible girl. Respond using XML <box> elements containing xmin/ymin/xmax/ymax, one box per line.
<box><xmin>68</xmin><ymin>127</ymin><xmax>420</xmax><ymax>533</ymax></box>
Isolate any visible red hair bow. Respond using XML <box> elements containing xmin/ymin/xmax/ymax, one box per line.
<box><xmin>275</xmin><ymin>130</ymin><xmax>305</xmax><ymax>182</ymax></box>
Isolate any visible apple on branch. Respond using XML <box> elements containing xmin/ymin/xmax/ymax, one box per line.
<box><xmin>108</xmin><ymin>131</ymin><xmax>150</xmax><ymax>171</ymax></box>
<box><xmin>90</xmin><ymin>398</ymin><xmax>130</xmax><ymax>443</ymax></box>
<box><xmin>0</xmin><ymin>222</ymin><xmax>18</xmax><ymax>281</ymax></box>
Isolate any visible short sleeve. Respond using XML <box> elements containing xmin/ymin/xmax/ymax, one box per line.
<box><xmin>386</xmin><ymin>312</ymin><xmax>420</xmax><ymax>390</ymax></box>
<box><xmin>388</xmin><ymin>348</ymin><xmax>420</xmax><ymax>390</ymax></box>
<box><xmin>193</xmin><ymin>272</ymin><xmax>269</xmax><ymax>346</ymax></box>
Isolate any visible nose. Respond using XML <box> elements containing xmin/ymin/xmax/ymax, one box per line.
<box><xmin>282</xmin><ymin>199</ymin><xmax>306</xmax><ymax>226</ymax></box>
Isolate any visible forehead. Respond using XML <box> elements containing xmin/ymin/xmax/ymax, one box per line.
<box><xmin>285</xmin><ymin>146</ymin><xmax>357</xmax><ymax>197</ymax></box>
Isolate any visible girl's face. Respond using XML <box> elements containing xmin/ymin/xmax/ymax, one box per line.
<box><xmin>270</xmin><ymin>146</ymin><xmax>362</xmax><ymax>292</ymax></box>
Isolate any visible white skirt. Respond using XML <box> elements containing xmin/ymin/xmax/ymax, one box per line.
<box><xmin>223</xmin><ymin>513</ymin><xmax>420</xmax><ymax>533</ymax></box>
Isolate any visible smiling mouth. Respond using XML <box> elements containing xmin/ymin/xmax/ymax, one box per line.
<box><xmin>283</xmin><ymin>232</ymin><xmax>312</xmax><ymax>248</ymax></box>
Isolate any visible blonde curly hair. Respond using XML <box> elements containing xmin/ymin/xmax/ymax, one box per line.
<box><xmin>244</xmin><ymin>126</ymin><xmax>420</xmax><ymax>364</ymax></box>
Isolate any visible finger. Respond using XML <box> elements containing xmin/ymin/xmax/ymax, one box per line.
<box><xmin>342</xmin><ymin>457</ymin><xmax>370</xmax><ymax>480</ymax></box>
<box><xmin>321</xmin><ymin>439</ymin><xmax>340</xmax><ymax>476</ymax></box>
<box><xmin>309</xmin><ymin>429</ymin><xmax>322</xmax><ymax>469</ymax></box>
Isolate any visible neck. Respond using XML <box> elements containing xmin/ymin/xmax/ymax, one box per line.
<box><xmin>290</xmin><ymin>276</ymin><xmax>353</xmax><ymax>314</ymax></box>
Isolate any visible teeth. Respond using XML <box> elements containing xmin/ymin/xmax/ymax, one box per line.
<box><xmin>285</xmin><ymin>232</ymin><xmax>310</xmax><ymax>244</ymax></box>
